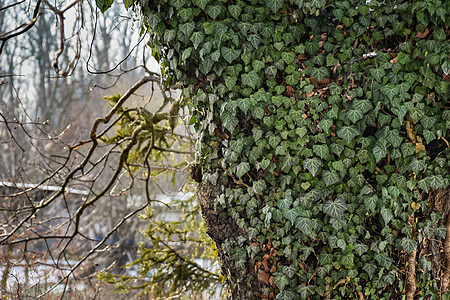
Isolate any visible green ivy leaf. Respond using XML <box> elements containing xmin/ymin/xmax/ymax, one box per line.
<box><xmin>365</xmin><ymin>195</ymin><xmax>378</xmax><ymax>213</ymax></box>
<box><xmin>373</xmin><ymin>145</ymin><xmax>387</xmax><ymax>163</ymax></box>
<box><xmin>282</xmin><ymin>265</ymin><xmax>297</xmax><ymax>278</ymax></box>
<box><xmin>171</xmin><ymin>0</ymin><xmax>186</xmax><ymax>9</ymax></box>
<box><xmin>228</xmin><ymin>4</ymin><xmax>242</xmax><ymax>18</ymax></box>
<box><xmin>205</xmin><ymin>4</ymin><xmax>222</xmax><ymax>19</ymax></box>
<box><xmin>353</xmin><ymin>100</ymin><xmax>372</xmax><ymax>114</ymax></box>
<box><xmin>297</xmin><ymin>285</ymin><xmax>314</xmax><ymax>300</ymax></box>
<box><xmin>401</xmin><ymin>238</ymin><xmax>417</xmax><ymax>254</ymax></box>
<box><xmin>354</xmin><ymin>243</ymin><xmax>368</xmax><ymax>256</ymax></box>
<box><xmin>269</xmin><ymin>135</ymin><xmax>281</xmax><ymax>148</ymax></box>
<box><xmin>221</xmin><ymin>47</ymin><xmax>241</xmax><ymax>64</ymax></box>
<box><xmin>303</xmin><ymin>158</ymin><xmax>321</xmax><ymax>177</ymax></box>
<box><xmin>265</xmin><ymin>0</ymin><xmax>284</xmax><ymax>13</ymax></box>
<box><xmin>381</xmin><ymin>84</ymin><xmax>398</xmax><ymax>101</ymax></box>
<box><xmin>313</xmin><ymin>144</ymin><xmax>329</xmax><ymax>159</ymax></box>
<box><xmin>237</xmin><ymin>97</ymin><xmax>253</xmax><ymax>116</ymax></box>
<box><xmin>253</xmin><ymin>180</ymin><xmax>266</xmax><ymax>195</ymax></box>
<box><xmin>323</xmin><ymin>197</ymin><xmax>347</xmax><ymax>217</ymax></box>
<box><xmin>337</xmin><ymin>126</ymin><xmax>360</xmax><ymax>143</ymax></box>
<box><xmin>96</xmin><ymin>0</ymin><xmax>114</xmax><ymax>12</ymax></box>
<box><xmin>381</xmin><ymin>207</ymin><xmax>393</xmax><ymax>225</ymax></box>
<box><xmin>241</xmin><ymin>70</ymin><xmax>259</xmax><ymax>89</ymax></box>
<box><xmin>370</xmin><ymin>68</ymin><xmax>385</xmax><ymax>82</ymax></box>
<box><xmin>236</xmin><ymin>162</ymin><xmax>250</xmax><ymax>178</ymax></box>
<box><xmin>363</xmin><ymin>263</ymin><xmax>377</xmax><ymax>279</ymax></box>
<box><xmin>221</xmin><ymin>110</ymin><xmax>238</xmax><ymax>132</ymax></box>
<box><xmin>347</xmin><ymin>109</ymin><xmax>363</xmax><ymax>123</ymax></box>
<box><xmin>248</xmin><ymin>34</ymin><xmax>262</xmax><ymax>48</ymax></box>
<box><xmin>410</xmin><ymin>158</ymin><xmax>425</xmax><ymax>173</ymax></box>
<box><xmin>310</xmin><ymin>67</ymin><xmax>329</xmax><ymax>82</ymax></box>
<box><xmin>427</xmin><ymin>175</ymin><xmax>444</xmax><ymax>190</ymax></box>
<box><xmin>274</xmin><ymin>274</ymin><xmax>290</xmax><ymax>291</ymax></box>
<box><xmin>190</xmin><ymin>31</ymin><xmax>205</xmax><ymax>49</ymax></box>
<box><xmin>284</xmin><ymin>208</ymin><xmax>299</xmax><ymax>223</ymax></box>
<box><xmin>296</xmin><ymin>217</ymin><xmax>315</xmax><ymax>235</ymax></box>
<box><xmin>278</xmin><ymin>197</ymin><xmax>293</xmax><ymax>209</ymax></box>
<box><xmin>179</xmin><ymin>7</ymin><xmax>193</xmax><ymax>21</ymax></box>
<box><xmin>326</xmin><ymin>53</ymin><xmax>339</xmax><ymax>67</ymax></box>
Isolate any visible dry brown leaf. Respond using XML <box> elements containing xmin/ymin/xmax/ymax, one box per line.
<box><xmin>320</xmin><ymin>77</ymin><xmax>331</xmax><ymax>85</ymax></box>
<box><xmin>416</xmin><ymin>28</ymin><xmax>429</xmax><ymax>39</ymax></box>
<box><xmin>259</xmin><ymin>270</ymin><xmax>270</xmax><ymax>285</ymax></box>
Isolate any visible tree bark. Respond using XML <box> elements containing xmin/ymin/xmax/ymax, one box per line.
<box><xmin>197</xmin><ymin>182</ymin><xmax>264</xmax><ymax>299</ymax></box>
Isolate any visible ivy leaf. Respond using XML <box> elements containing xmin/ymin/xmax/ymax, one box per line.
<box><xmin>265</xmin><ymin>0</ymin><xmax>284</xmax><ymax>13</ymax></box>
<box><xmin>326</xmin><ymin>54</ymin><xmax>339</xmax><ymax>67</ymax></box>
<box><xmin>221</xmin><ymin>110</ymin><xmax>238</xmax><ymax>132</ymax></box>
<box><xmin>281</xmin><ymin>52</ymin><xmax>295</xmax><ymax>64</ymax></box>
<box><xmin>347</xmin><ymin>109</ymin><xmax>363</xmax><ymax>123</ymax></box>
<box><xmin>269</xmin><ymin>135</ymin><xmax>281</xmax><ymax>148</ymax></box>
<box><xmin>96</xmin><ymin>0</ymin><xmax>114</xmax><ymax>12</ymax></box>
<box><xmin>303</xmin><ymin>158</ymin><xmax>321</xmax><ymax>177</ymax></box>
<box><xmin>330</xmin><ymin>143</ymin><xmax>344</xmax><ymax>156</ymax></box>
<box><xmin>278</xmin><ymin>197</ymin><xmax>293</xmax><ymax>209</ymax></box>
<box><xmin>171</xmin><ymin>0</ymin><xmax>187</xmax><ymax>9</ymax></box>
<box><xmin>253</xmin><ymin>180</ymin><xmax>266</xmax><ymax>195</ymax></box>
<box><xmin>381</xmin><ymin>207</ymin><xmax>393</xmax><ymax>225</ymax></box>
<box><xmin>296</xmin><ymin>217</ymin><xmax>315</xmax><ymax>235</ymax></box>
<box><xmin>313</xmin><ymin>144</ymin><xmax>329</xmax><ymax>159</ymax></box>
<box><xmin>410</xmin><ymin>158</ymin><xmax>425</xmax><ymax>173</ymax></box>
<box><xmin>284</xmin><ymin>208</ymin><xmax>299</xmax><ymax>223</ymax></box>
<box><xmin>427</xmin><ymin>175</ymin><xmax>444</xmax><ymax>190</ymax></box>
<box><xmin>370</xmin><ymin>68</ymin><xmax>385</xmax><ymax>82</ymax></box>
<box><xmin>179</xmin><ymin>7</ymin><xmax>193</xmax><ymax>21</ymax></box>
<box><xmin>241</xmin><ymin>71</ymin><xmax>259</xmax><ymax>89</ymax></box>
<box><xmin>228</xmin><ymin>4</ymin><xmax>242</xmax><ymax>19</ymax></box>
<box><xmin>282</xmin><ymin>265</ymin><xmax>297</xmax><ymax>278</ymax></box>
<box><xmin>381</xmin><ymin>84</ymin><xmax>398</xmax><ymax>101</ymax></box>
<box><xmin>322</xmin><ymin>171</ymin><xmax>340</xmax><ymax>187</ymax></box>
<box><xmin>323</xmin><ymin>197</ymin><xmax>347</xmax><ymax>218</ymax></box>
<box><xmin>365</xmin><ymin>195</ymin><xmax>378</xmax><ymax>213</ymax></box>
<box><xmin>401</xmin><ymin>238</ymin><xmax>417</xmax><ymax>254</ymax></box>
<box><xmin>179</xmin><ymin>22</ymin><xmax>195</xmax><ymax>38</ymax></box>
<box><xmin>421</xmin><ymin>115</ymin><xmax>436</xmax><ymax>130</ymax></box>
<box><xmin>319</xmin><ymin>119</ymin><xmax>333</xmax><ymax>133</ymax></box>
<box><xmin>190</xmin><ymin>31</ymin><xmax>205</xmax><ymax>49</ymax></box>
<box><xmin>181</xmin><ymin>47</ymin><xmax>193</xmax><ymax>61</ymax></box>
<box><xmin>354</xmin><ymin>243</ymin><xmax>368</xmax><ymax>256</ymax></box>
<box><xmin>225</xmin><ymin>76</ymin><xmax>237</xmax><ymax>90</ymax></box>
<box><xmin>373</xmin><ymin>145</ymin><xmax>387</xmax><ymax>163</ymax></box>
<box><xmin>434</xmin><ymin>226</ymin><xmax>447</xmax><ymax>239</ymax></box>
<box><xmin>274</xmin><ymin>274</ymin><xmax>290</xmax><ymax>291</ymax></box>
<box><xmin>353</xmin><ymin>100</ymin><xmax>372</xmax><ymax>114</ymax></box>
<box><xmin>337</xmin><ymin>126</ymin><xmax>360</xmax><ymax>143</ymax></box>
<box><xmin>229</xmin><ymin>138</ymin><xmax>244</xmax><ymax>154</ymax></box>
<box><xmin>363</xmin><ymin>263</ymin><xmax>377</xmax><ymax>279</ymax></box>
<box><xmin>236</xmin><ymin>98</ymin><xmax>251</xmax><ymax>114</ymax></box>
<box><xmin>205</xmin><ymin>4</ymin><xmax>222</xmax><ymax>19</ymax></box>
<box><xmin>310</xmin><ymin>67</ymin><xmax>329</xmax><ymax>83</ymax></box>
<box><xmin>297</xmin><ymin>285</ymin><xmax>314</xmax><ymax>300</ymax></box>
<box><xmin>221</xmin><ymin>47</ymin><xmax>241</xmax><ymax>64</ymax></box>
<box><xmin>248</xmin><ymin>34</ymin><xmax>262</xmax><ymax>48</ymax></box>
<box><xmin>236</xmin><ymin>162</ymin><xmax>250</xmax><ymax>178</ymax></box>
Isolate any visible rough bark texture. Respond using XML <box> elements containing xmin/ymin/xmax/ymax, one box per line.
<box><xmin>196</xmin><ymin>182</ymin><xmax>264</xmax><ymax>299</ymax></box>
<box><xmin>422</xmin><ymin>187</ymin><xmax>450</xmax><ymax>295</ymax></box>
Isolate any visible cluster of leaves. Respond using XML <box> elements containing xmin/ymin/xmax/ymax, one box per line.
<box><xmin>110</xmin><ymin>0</ymin><xmax>449</xmax><ymax>298</ymax></box>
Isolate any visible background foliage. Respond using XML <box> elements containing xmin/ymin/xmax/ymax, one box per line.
<box><xmin>102</xmin><ymin>0</ymin><xmax>450</xmax><ymax>298</ymax></box>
